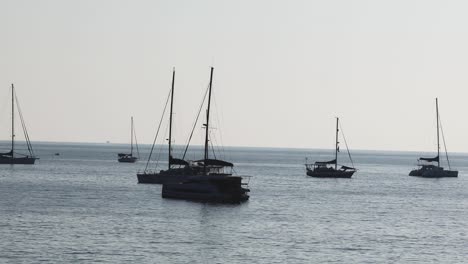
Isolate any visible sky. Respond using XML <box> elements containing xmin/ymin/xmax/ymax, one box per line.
<box><xmin>1</xmin><ymin>0</ymin><xmax>468</xmax><ymax>152</ymax></box>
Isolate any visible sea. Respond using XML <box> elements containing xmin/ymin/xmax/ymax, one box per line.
<box><xmin>1</xmin><ymin>142</ymin><xmax>467</xmax><ymax>263</ymax></box>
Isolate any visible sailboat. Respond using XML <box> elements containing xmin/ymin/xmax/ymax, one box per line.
<box><xmin>136</xmin><ymin>67</ymin><xmax>248</xmax><ymax>202</ymax></box>
<box><xmin>117</xmin><ymin>116</ymin><xmax>139</xmax><ymax>163</ymax></box>
<box><xmin>409</xmin><ymin>98</ymin><xmax>458</xmax><ymax>178</ymax></box>
<box><xmin>0</xmin><ymin>84</ymin><xmax>37</xmax><ymax>165</ymax></box>
<box><xmin>305</xmin><ymin>117</ymin><xmax>356</xmax><ymax>178</ymax></box>
<box><xmin>161</xmin><ymin>67</ymin><xmax>250</xmax><ymax>203</ymax></box>
<box><xmin>137</xmin><ymin>68</ymin><xmax>192</xmax><ymax>183</ymax></box>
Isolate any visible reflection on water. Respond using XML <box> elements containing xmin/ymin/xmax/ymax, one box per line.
<box><xmin>0</xmin><ymin>142</ymin><xmax>467</xmax><ymax>263</ymax></box>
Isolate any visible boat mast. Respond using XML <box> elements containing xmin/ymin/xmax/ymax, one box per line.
<box><xmin>11</xmin><ymin>84</ymin><xmax>15</xmax><ymax>158</ymax></box>
<box><xmin>203</xmin><ymin>67</ymin><xmax>214</xmax><ymax>175</ymax></box>
<box><xmin>436</xmin><ymin>98</ymin><xmax>440</xmax><ymax>168</ymax></box>
<box><xmin>168</xmin><ymin>68</ymin><xmax>175</xmax><ymax>169</ymax></box>
<box><xmin>335</xmin><ymin>117</ymin><xmax>339</xmax><ymax>170</ymax></box>
<box><xmin>130</xmin><ymin>116</ymin><xmax>134</xmax><ymax>156</ymax></box>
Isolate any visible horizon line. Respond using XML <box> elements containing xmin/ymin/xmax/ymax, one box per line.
<box><xmin>0</xmin><ymin>139</ymin><xmax>464</xmax><ymax>155</ymax></box>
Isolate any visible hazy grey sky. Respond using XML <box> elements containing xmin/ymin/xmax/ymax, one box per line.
<box><xmin>1</xmin><ymin>0</ymin><xmax>468</xmax><ymax>152</ymax></box>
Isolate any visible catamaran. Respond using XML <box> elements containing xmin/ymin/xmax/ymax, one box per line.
<box><xmin>136</xmin><ymin>67</ymin><xmax>249</xmax><ymax>202</ymax></box>
<box><xmin>161</xmin><ymin>67</ymin><xmax>250</xmax><ymax>203</ymax></box>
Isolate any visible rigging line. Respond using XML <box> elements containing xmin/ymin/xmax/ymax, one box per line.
<box><xmin>339</xmin><ymin>121</ymin><xmax>355</xmax><ymax>169</ymax></box>
<box><xmin>133</xmin><ymin>121</ymin><xmax>141</xmax><ymax>159</ymax></box>
<box><xmin>210</xmin><ymin>92</ymin><xmax>220</xmax><ymax>159</ymax></box>
<box><xmin>16</xmin><ymin>99</ymin><xmax>30</xmax><ymax>152</ymax></box>
<box><xmin>15</xmin><ymin>93</ymin><xmax>34</xmax><ymax>156</ymax></box>
<box><xmin>144</xmin><ymin>87</ymin><xmax>172</xmax><ymax>172</ymax></box>
<box><xmin>438</xmin><ymin>113</ymin><xmax>451</xmax><ymax>170</ymax></box>
<box><xmin>182</xmin><ymin>84</ymin><xmax>209</xmax><ymax>159</ymax></box>
<box><xmin>181</xmin><ymin>84</ymin><xmax>209</xmax><ymax>160</ymax></box>
<box><xmin>207</xmin><ymin>105</ymin><xmax>222</xmax><ymax>160</ymax></box>
<box><xmin>170</xmin><ymin>112</ymin><xmax>178</xmax><ymax>158</ymax></box>
<box><xmin>211</xmin><ymin>131</ymin><xmax>222</xmax><ymax>160</ymax></box>
<box><xmin>19</xmin><ymin>108</ymin><xmax>31</xmax><ymax>154</ymax></box>
<box><xmin>153</xmin><ymin>120</ymin><xmax>170</xmax><ymax>171</ymax></box>
<box><xmin>22</xmin><ymin>111</ymin><xmax>34</xmax><ymax>156</ymax></box>
<box><xmin>209</xmin><ymin>130</ymin><xmax>217</xmax><ymax>160</ymax></box>
<box><xmin>212</xmin><ymin>91</ymin><xmax>227</xmax><ymax>160</ymax></box>
<box><xmin>210</xmin><ymin>124</ymin><xmax>224</xmax><ymax>161</ymax></box>
<box><xmin>13</xmin><ymin>94</ymin><xmax>26</xmax><ymax>144</ymax></box>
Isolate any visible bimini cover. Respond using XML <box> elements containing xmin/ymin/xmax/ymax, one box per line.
<box><xmin>419</xmin><ymin>156</ymin><xmax>439</xmax><ymax>162</ymax></box>
<box><xmin>315</xmin><ymin>159</ymin><xmax>337</xmax><ymax>165</ymax></box>
<box><xmin>196</xmin><ymin>159</ymin><xmax>234</xmax><ymax>167</ymax></box>
<box><xmin>118</xmin><ymin>153</ymin><xmax>130</xmax><ymax>157</ymax></box>
<box><xmin>169</xmin><ymin>156</ymin><xmax>189</xmax><ymax>166</ymax></box>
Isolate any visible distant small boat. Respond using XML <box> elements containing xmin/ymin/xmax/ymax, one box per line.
<box><xmin>409</xmin><ymin>98</ymin><xmax>458</xmax><ymax>178</ymax></box>
<box><xmin>118</xmin><ymin>117</ymin><xmax>139</xmax><ymax>163</ymax></box>
<box><xmin>0</xmin><ymin>84</ymin><xmax>37</xmax><ymax>165</ymax></box>
<box><xmin>305</xmin><ymin>117</ymin><xmax>356</xmax><ymax>178</ymax></box>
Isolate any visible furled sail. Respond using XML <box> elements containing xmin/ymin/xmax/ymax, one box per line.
<box><xmin>315</xmin><ymin>159</ymin><xmax>337</xmax><ymax>165</ymax></box>
<box><xmin>0</xmin><ymin>150</ymin><xmax>13</xmax><ymax>156</ymax></box>
<box><xmin>170</xmin><ymin>156</ymin><xmax>189</xmax><ymax>166</ymax></box>
<box><xmin>196</xmin><ymin>158</ymin><xmax>234</xmax><ymax>167</ymax></box>
<box><xmin>419</xmin><ymin>156</ymin><xmax>439</xmax><ymax>162</ymax></box>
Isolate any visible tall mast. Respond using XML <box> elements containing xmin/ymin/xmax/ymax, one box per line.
<box><xmin>436</xmin><ymin>98</ymin><xmax>440</xmax><ymax>168</ymax></box>
<box><xmin>11</xmin><ymin>84</ymin><xmax>15</xmax><ymax>158</ymax></box>
<box><xmin>335</xmin><ymin>117</ymin><xmax>339</xmax><ymax>170</ymax></box>
<box><xmin>204</xmin><ymin>67</ymin><xmax>214</xmax><ymax>175</ymax></box>
<box><xmin>168</xmin><ymin>68</ymin><xmax>175</xmax><ymax>169</ymax></box>
<box><xmin>130</xmin><ymin>116</ymin><xmax>134</xmax><ymax>156</ymax></box>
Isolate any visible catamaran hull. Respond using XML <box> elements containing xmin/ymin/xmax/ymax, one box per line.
<box><xmin>409</xmin><ymin>169</ymin><xmax>458</xmax><ymax>178</ymax></box>
<box><xmin>137</xmin><ymin>173</ymin><xmax>192</xmax><ymax>184</ymax></box>
<box><xmin>162</xmin><ymin>188</ymin><xmax>249</xmax><ymax>203</ymax></box>
<box><xmin>162</xmin><ymin>178</ymin><xmax>249</xmax><ymax>203</ymax></box>
<box><xmin>0</xmin><ymin>157</ymin><xmax>36</xmax><ymax>165</ymax></box>
<box><xmin>306</xmin><ymin>169</ymin><xmax>354</xmax><ymax>178</ymax></box>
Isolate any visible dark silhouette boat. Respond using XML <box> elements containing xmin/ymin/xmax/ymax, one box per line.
<box><xmin>305</xmin><ymin>117</ymin><xmax>356</xmax><ymax>178</ymax></box>
<box><xmin>0</xmin><ymin>84</ymin><xmax>37</xmax><ymax>165</ymax></box>
<box><xmin>118</xmin><ymin>116</ymin><xmax>139</xmax><ymax>163</ymax></box>
<box><xmin>118</xmin><ymin>153</ymin><xmax>137</xmax><ymax>163</ymax></box>
<box><xmin>160</xmin><ymin>67</ymin><xmax>249</xmax><ymax>203</ymax></box>
<box><xmin>409</xmin><ymin>98</ymin><xmax>458</xmax><ymax>178</ymax></box>
<box><xmin>137</xmin><ymin>68</ymin><xmax>191</xmax><ymax>183</ymax></box>
<box><xmin>162</xmin><ymin>174</ymin><xmax>249</xmax><ymax>203</ymax></box>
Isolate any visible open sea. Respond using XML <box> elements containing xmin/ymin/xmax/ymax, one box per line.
<box><xmin>1</xmin><ymin>142</ymin><xmax>468</xmax><ymax>263</ymax></box>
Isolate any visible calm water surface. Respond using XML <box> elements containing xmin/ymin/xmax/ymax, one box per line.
<box><xmin>1</xmin><ymin>142</ymin><xmax>468</xmax><ymax>263</ymax></box>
